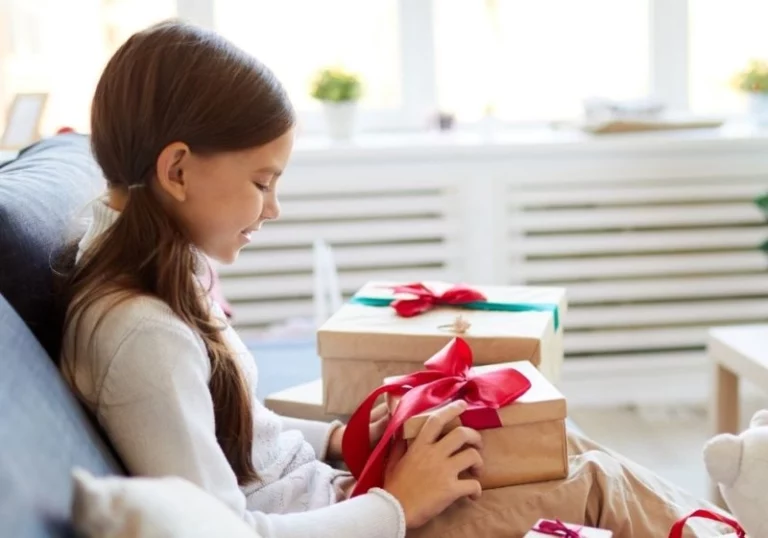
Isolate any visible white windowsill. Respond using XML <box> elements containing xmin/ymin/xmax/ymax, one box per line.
<box><xmin>2</xmin><ymin>121</ymin><xmax>766</xmax><ymax>167</ymax></box>
<box><xmin>291</xmin><ymin>120</ymin><xmax>768</xmax><ymax>164</ymax></box>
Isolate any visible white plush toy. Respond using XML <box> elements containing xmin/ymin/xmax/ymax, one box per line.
<box><xmin>704</xmin><ymin>409</ymin><xmax>768</xmax><ymax>538</ymax></box>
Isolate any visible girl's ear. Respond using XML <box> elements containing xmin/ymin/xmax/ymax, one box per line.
<box><xmin>155</xmin><ymin>142</ymin><xmax>191</xmax><ymax>203</ymax></box>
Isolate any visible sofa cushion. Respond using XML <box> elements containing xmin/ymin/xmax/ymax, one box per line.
<box><xmin>0</xmin><ymin>292</ymin><xmax>124</xmax><ymax>538</ymax></box>
<box><xmin>0</xmin><ymin>134</ymin><xmax>104</xmax><ymax>358</ymax></box>
<box><xmin>71</xmin><ymin>470</ymin><xmax>256</xmax><ymax>538</ymax></box>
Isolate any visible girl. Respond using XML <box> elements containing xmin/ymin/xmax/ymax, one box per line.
<box><xmin>61</xmin><ymin>20</ymin><xmax>731</xmax><ymax>538</ymax></box>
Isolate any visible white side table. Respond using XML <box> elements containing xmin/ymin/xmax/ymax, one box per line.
<box><xmin>265</xmin><ymin>379</ymin><xmax>346</xmax><ymax>423</ymax></box>
<box><xmin>708</xmin><ymin>324</ymin><xmax>768</xmax><ymax>506</ymax></box>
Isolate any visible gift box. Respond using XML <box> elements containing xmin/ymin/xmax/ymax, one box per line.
<box><xmin>317</xmin><ymin>281</ymin><xmax>566</xmax><ymax>415</ymax></box>
<box><xmin>341</xmin><ymin>337</ymin><xmax>568</xmax><ymax>497</ymax></box>
<box><xmin>386</xmin><ymin>360</ymin><xmax>568</xmax><ymax>490</ymax></box>
<box><xmin>525</xmin><ymin>519</ymin><xmax>613</xmax><ymax>537</ymax></box>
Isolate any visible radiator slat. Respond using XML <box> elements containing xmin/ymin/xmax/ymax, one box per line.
<box><xmin>517</xmin><ymin>181</ymin><xmax>765</xmax><ymax>207</ymax></box>
<box><xmin>567</xmin><ymin>298</ymin><xmax>768</xmax><ymax>329</ymax></box>
<box><xmin>566</xmin><ymin>274</ymin><xmax>768</xmax><ymax>303</ymax></box>
<box><xmin>565</xmin><ymin>326</ymin><xmax>709</xmax><ymax>354</ymax></box>
<box><xmin>278</xmin><ymin>194</ymin><xmax>443</xmax><ymax>221</ymax></box>
<box><xmin>232</xmin><ymin>299</ymin><xmax>314</xmax><ymax>326</ymax></box>
<box><xmin>252</xmin><ymin>218</ymin><xmax>452</xmax><ymax>247</ymax></box>
<box><xmin>222</xmin><ymin>267</ymin><xmax>450</xmax><ymax>301</ymax></box>
<box><xmin>522</xmin><ymin>252</ymin><xmax>768</xmax><ymax>282</ymax></box>
<box><xmin>518</xmin><ymin>204</ymin><xmax>763</xmax><ymax>232</ymax></box>
<box><xmin>520</xmin><ymin>228</ymin><xmax>766</xmax><ymax>257</ymax></box>
<box><xmin>222</xmin><ymin>242</ymin><xmax>451</xmax><ymax>276</ymax></box>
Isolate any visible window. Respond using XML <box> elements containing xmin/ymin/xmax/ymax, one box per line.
<box><xmin>0</xmin><ymin>0</ymin><xmax>175</xmax><ymax>132</ymax></box>
<box><xmin>3</xmin><ymin>0</ymin><xmax>768</xmax><ymax>136</ymax></box>
<box><xmin>213</xmin><ymin>0</ymin><xmax>401</xmax><ymax>112</ymax></box>
<box><xmin>688</xmin><ymin>0</ymin><xmax>768</xmax><ymax>115</ymax></box>
<box><xmin>433</xmin><ymin>0</ymin><xmax>650</xmax><ymax>122</ymax></box>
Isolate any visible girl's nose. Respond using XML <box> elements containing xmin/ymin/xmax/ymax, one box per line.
<box><xmin>261</xmin><ymin>196</ymin><xmax>280</xmax><ymax>221</ymax></box>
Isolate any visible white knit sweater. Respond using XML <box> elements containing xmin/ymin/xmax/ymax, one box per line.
<box><xmin>61</xmin><ymin>201</ymin><xmax>405</xmax><ymax>538</ymax></box>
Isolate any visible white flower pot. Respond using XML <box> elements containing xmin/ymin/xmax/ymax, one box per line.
<box><xmin>747</xmin><ymin>93</ymin><xmax>768</xmax><ymax>125</ymax></box>
<box><xmin>322</xmin><ymin>101</ymin><xmax>358</xmax><ymax>141</ymax></box>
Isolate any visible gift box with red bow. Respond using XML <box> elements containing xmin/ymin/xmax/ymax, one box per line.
<box><xmin>317</xmin><ymin>280</ymin><xmax>566</xmax><ymax>415</ymax></box>
<box><xmin>524</xmin><ymin>519</ymin><xmax>613</xmax><ymax>537</ymax></box>
<box><xmin>342</xmin><ymin>338</ymin><xmax>568</xmax><ymax>495</ymax></box>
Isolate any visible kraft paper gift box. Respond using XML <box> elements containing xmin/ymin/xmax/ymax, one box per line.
<box><xmin>385</xmin><ymin>359</ymin><xmax>568</xmax><ymax>490</ymax></box>
<box><xmin>524</xmin><ymin>519</ymin><xmax>613</xmax><ymax>537</ymax></box>
<box><xmin>317</xmin><ymin>280</ymin><xmax>566</xmax><ymax>415</ymax></box>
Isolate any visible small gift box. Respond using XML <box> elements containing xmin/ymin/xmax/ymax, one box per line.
<box><xmin>525</xmin><ymin>519</ymin><xmax>613</xmax><ymax>537</ymax></box>
<box><xmin>341</xmin><ymin>337</ymin><xmax>568</xmax><ymax>497</ymax></box>
<box><xmin>317</xmin><ymin>281</ymin><xmax>566</xmax><ymax>415</ymax></box>
<box><xmin>386</xmin><ymin>352</ymin><xmax>568</xmax><ymax>490</ymax></box>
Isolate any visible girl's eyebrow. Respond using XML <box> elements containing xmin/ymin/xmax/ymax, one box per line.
<box><xmin>255</xmin><ymin>166</ymin><xmax>283</xmax><ymax>176</ymax></box>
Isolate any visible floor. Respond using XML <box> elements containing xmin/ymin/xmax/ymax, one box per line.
<box><xmin>569</xmin><ymin>396</ymin><xmax>768</xmax><ymax>501</ymax></box>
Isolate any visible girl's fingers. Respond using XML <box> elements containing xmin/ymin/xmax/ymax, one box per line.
<box><xmin>370</xmin><ymin>402</ymin><xmax>389</xmax><ymax>422</ymax></box>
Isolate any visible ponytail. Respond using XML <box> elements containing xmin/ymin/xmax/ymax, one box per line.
<box><xmin>62</xmin><ymin>188</ymin><xmax>258</xmax><ymax>485</ymax></box>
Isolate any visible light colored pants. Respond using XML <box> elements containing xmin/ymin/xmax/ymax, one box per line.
<box><xmin>410</xmin><ymin>431</ymin><xmax>736</xmax><ymax>538</ymax></box>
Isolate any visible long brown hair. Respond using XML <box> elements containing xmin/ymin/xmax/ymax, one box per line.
<box><xmin>61</xmin><ymin>20</ymin><xmax>295</xmax><ymax>485</ymax></box>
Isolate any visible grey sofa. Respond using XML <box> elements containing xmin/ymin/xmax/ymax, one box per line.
<box><xmin>0</xmin><ymin>134</ymin><xmax>124</xmax><ymax>538</ymax></box>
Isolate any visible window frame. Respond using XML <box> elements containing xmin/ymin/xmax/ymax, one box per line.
<box><xmin>178</xmin><ymin>0</ymin><xmax>436</xmax><ymax>134</ymax></box>
<box><xmin>174</xmin><ymin>0</ymin><xmax>695</xmax><ymax>133</ymax></box>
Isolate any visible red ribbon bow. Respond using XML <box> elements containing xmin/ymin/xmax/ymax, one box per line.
<box><xmin>341</xmin><ymin>337</ymin><xmax>532</xmax><ymax>497</ymax></box>
<box><xmin>388</xmin><ymin>282</ymin><xmax>487</xmax><ymax>317</ymax></box>
<box><xmin>668</xmin><ymin>509</ymin><xmax>746</xmax><ymax>538</ymax></box>
<box><xmin>534</xmin><ymin>520</ymin><xmax>583</xmax><ymax>537</ymax></box>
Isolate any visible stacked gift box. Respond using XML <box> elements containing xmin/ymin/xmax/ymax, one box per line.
<box><xmin>268</xmin><ymin>279</ymin><xmax>569</xmax><ymax>490</ymax></box>
<box><xmin>384</xmin><ymin>356</ymin><xmax>569</xmax><ymax>490</ymax></box>
<box><xmin>317</xmin><ymin>281</ymin><xmax>567</xmax><ymax>416</ymax></box>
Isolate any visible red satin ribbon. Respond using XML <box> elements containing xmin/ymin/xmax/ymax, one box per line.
<box><xmin>388</xmin><ymin>282</ymin><xmax>486</xmax><ymax>317</ymax></box>
<box><xmin>668</xmin><ymin>509</ymin><xmax>746</xmax><ymax>538</ymax></box>
<box><xmin>342</xmin><ymin>337</ymin><xmax>532</xmax><ymax>497</ymax></box>
<box><xmin>533</xmin><ymin>519</ymin><xmax>583</xmax><ymax>537</ymax></box>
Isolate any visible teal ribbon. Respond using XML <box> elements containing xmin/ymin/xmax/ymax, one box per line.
<box><xmin>349</xmin><ymin>296</ymin><xmax>560</xmax><ymax>330</ymax></box>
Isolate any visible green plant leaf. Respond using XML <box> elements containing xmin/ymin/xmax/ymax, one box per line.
<box><xmin>756</xmin><ymin>193</ymin><xmax>768</xmax><ymax>216</ymax></box>
<box><xmin>734</xmin><ymin>59</ymin><xmax>768</xmax><ymax>94</ymax></box>
<box><xmin>310</xmin><ymin>67</ymin><xmax>362</xmax><ymax>102</ymax></box>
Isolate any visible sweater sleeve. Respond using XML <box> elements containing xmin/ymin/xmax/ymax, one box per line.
<box><xmin>279</xmin><ymin>416</ymin><xmax>343</xmax><ymax>461</ymax></box>
<box><xmin>96</xmin><ymin>319</ymin><xmax>405</xmax><ymax>538</ymax></box>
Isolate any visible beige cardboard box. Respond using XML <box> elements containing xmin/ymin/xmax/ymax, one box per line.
<box><xmin>386</xmin><ymin>360</ymin><xmax>568</xmax><ymax>490</ymax></box>
<box><xmin>317</xmin><ymin>281</ymin><xmax>566</xmax><ymax>415</ymax></box>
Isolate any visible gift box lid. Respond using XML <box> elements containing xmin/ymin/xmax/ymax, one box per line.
<box><xmin>525</xmin><ymin>519</ymin><xmax>612</xmax><ymax>537</ymax></box>
<box><xmin>386</xmin><ymin>360</ymin><xmax>567</xmax><ymax>440</ymax></box>
<box><xmin>317</xmin><ymin>281</ymin><xmax>566</xmax><ymax>364</ymax></box>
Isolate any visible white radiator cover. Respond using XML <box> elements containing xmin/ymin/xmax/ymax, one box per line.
<box><xmin>219</xmin><ymin>130</ymin><xmax>768</xmax><ymax>391</ymax></box>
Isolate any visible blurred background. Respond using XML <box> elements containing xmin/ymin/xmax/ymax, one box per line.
<box><xmin>2</xmin><ymin>0</ymin><xmax>768</xmax><ymax>133</ymax></box>
<box><xmin>2</xmin><ymin>0</ymin><xmax>768</xmax><ymax>500</ymax></box>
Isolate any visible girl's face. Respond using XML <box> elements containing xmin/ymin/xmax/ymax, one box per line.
<box><xmin>155</xmin><ymin>128</ymin><xmax>295</xmax><ymax>264</ymax></box>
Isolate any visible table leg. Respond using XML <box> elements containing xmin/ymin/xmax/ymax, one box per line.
<box><xmin>710</xmin><ymin>364</ymin><xmax>739</xmax><ymax>508</ymax></box>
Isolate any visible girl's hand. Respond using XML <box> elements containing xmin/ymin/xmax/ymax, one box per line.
<box><xmin>327</xmin><ymin>402</ymin><xmax>390</xmax><ymax>461</ymax></box>
<box><xmin>383</xmin><ymin>400</ymin><xmax>483</xmax><ymax>529</ymax></box>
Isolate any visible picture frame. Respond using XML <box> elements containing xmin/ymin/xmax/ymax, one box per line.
<box><xmin>1</xmin><ymin>92</ymin><xmax>48</xmax><ymax>150</ymax></box>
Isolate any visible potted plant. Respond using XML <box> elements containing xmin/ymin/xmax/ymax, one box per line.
<box><xmin>733</xmin><ymin>60</ymin><xmax>768</xmax><ymax>124</ymax></box>
<box><xmin>310</xmin><ymin>67</ymin><xmax>362</xmax><ymax>140</ymax></box>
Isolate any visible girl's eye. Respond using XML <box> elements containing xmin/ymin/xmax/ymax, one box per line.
<box><xmin>254</xmin><ymin>182</ymin><xmax>270</xmax><ymax>193</ymax></box>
